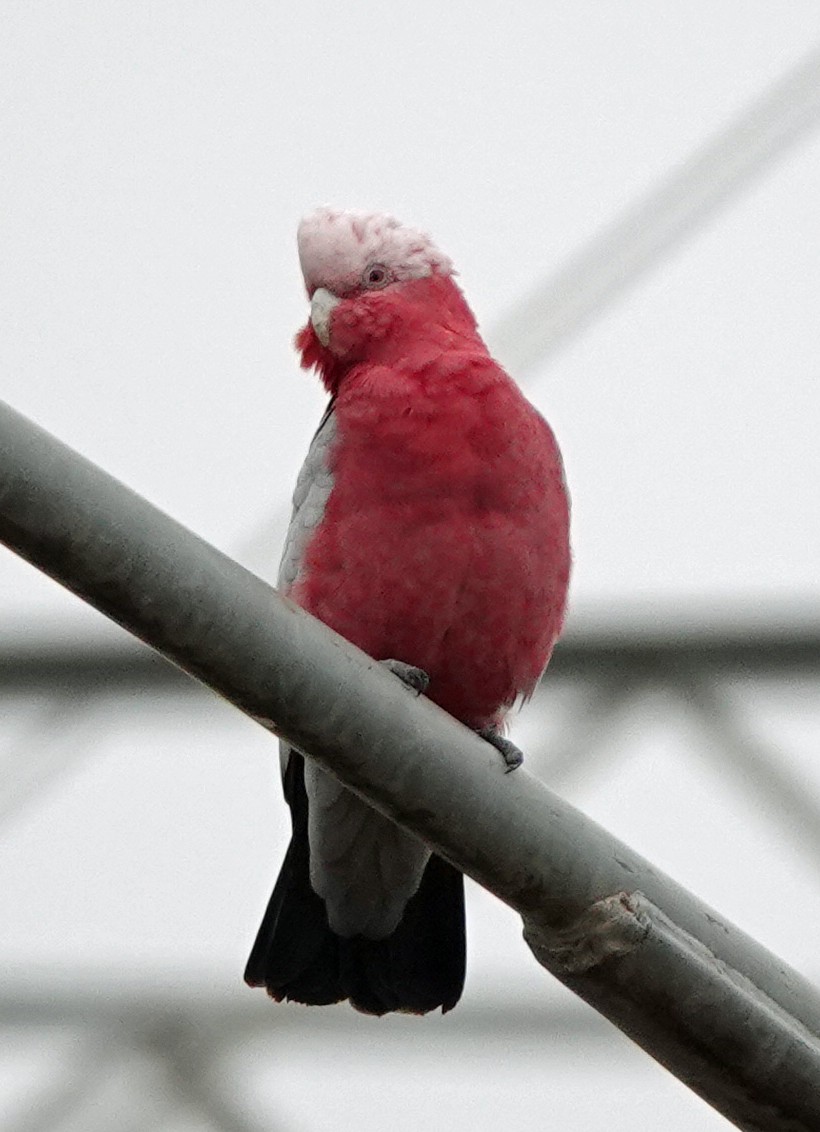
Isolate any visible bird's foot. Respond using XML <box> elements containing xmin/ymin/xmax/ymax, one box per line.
<box><xmin>380</xmin><ymin>658</ymin><xmax>430</xmax><ymax>696</ymax></box>
<box><xmin>478</xmin><ymin>727</ymin><xmax>524</xmax><ymax>773</ymax></box>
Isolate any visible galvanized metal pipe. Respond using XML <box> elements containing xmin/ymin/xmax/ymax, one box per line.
<box><xmin>1</xmin><ymin>398</ymin><xmax>819</xmax><ymax>1130</ymax></box>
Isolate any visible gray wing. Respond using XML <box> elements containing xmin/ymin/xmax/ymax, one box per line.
<box><xmin>277</xmin><ymin>407</ymin><xmax>337</xmax><ymax>783</ymax></box>
<box><xmin>304</xmin><ymin>756</ymin><xmax>430</xmax><ymax>938</ymax></box>
<box><xmin>277</xmin><ymin>404</ymin><xmax>430</xmax><ymax>938</ymax></box>
<box><xmin>277</xmin><ymin>405</ymin><xmax>337</xmax><ymax>592</ymax></box>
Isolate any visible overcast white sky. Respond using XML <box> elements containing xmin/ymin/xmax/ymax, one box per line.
<box><xmin>1</xmin><ymin>6</ymin><xmax>820</xmax><ymax>1131</ymax></box>
<box><xmin>2</xmin><ymin>2</ymin><xmax>820</xmax><ymax>642</ymax></box>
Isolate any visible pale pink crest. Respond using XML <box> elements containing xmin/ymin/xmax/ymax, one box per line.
<box><xmin>297</xmin><ymin>207</ymin><xmax>454</xmax><ymax>296</ymax></box>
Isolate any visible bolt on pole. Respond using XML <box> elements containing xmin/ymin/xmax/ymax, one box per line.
<box><xmin>1</xmin><ymin>397</ymin><xmax>819</xmax><ymax>1131</ymax></box>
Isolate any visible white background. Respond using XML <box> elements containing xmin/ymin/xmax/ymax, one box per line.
<box><xmin>2</xmin><ymin>5</ymin><xmax>819</xmax><ymax>1130</ymax></box>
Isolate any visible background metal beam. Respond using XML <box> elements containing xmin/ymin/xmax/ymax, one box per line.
<box><xmin>2</xmin><ymin>621</ymin><xmax>819</xmax><ymax>696</ymax></box>
<box><xmin>1</xmin><ymin>397</ymin><xmax>820</xmax><ymax>1131</ymax></box>
<box><xmin>489</xmin><ymin>45</ymin><xmax>820</xmax><ymax>375</ymax></box>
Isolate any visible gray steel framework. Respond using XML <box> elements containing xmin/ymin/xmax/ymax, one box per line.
<box><xmin>2</xmin><ymin>399</ymin><xmax>820</xmax><ymax>1132</ymax></box>
<box><xmin>1</xmin><ymin>631</ymin><xmax>818</xmax><ymax>1132</ymax></box>
<box><xmin>3</xmin><ymin>39</ymin><xmax>820</xmax><ymax>1132</ymax></box>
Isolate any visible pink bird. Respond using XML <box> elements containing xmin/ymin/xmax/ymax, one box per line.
<box><xmin>245</xmin><ymin>208</ymin><xmax>571</xmax><ymax>1014</ymax></box>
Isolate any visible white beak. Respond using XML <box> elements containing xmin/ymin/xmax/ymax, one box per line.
<box><xmin>310</xmin><ymin>287</ymin><xmax>340</xmax><ymax>347</ymax></box>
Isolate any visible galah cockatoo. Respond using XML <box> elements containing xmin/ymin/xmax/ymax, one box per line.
<box><xmin>244</xmin><ymin>208</ymin><xmax>571</xmax><ymax>1015</ymax></box>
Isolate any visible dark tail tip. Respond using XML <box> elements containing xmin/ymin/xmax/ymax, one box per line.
<box><xmin>245</xmin><ymin>851</ymin><xmax>466</xmax><ymax>1015</ymax></box>
<box><xmin>245</xmin><ymin>754</ymin><xmax>466</xmax><ymax>1015</ymax></box>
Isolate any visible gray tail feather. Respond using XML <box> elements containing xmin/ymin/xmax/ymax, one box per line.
<box><xmin>244</xmin><ymin>753</ymin><xmax>466</xmax><ymax>1015</ymax></box>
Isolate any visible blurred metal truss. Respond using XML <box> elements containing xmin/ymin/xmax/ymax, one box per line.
<box><xmin>2</xmin><ymin>622</ymin><xmax>819</xmax><ymax>1131</ymax></box>
<box><xmin>2</xmin><ymin>36</ymin><xmax>820</xmax><ymax>1132</ymax></box>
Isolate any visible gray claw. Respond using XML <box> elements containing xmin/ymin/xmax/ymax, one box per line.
<box><xmin>381</xmin><ymin>658</ymin><xmax>430</xmax><ymax>695</ymax></box>
<box><xmin>478</xmin><ymin>728</ymin><xmax>524</xmax><ymax>773</ymax></box>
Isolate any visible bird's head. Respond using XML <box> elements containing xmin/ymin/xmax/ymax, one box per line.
<box><xmin>294</xmin><ymin>208</ymin><xmax>478</xmax><ymax>391</ymax></box>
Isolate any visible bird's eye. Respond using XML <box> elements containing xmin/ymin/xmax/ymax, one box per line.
<box><xmin>363</xmin><ymin>263</ymin><xmax>390</xmax><ymax>289</ymax></box>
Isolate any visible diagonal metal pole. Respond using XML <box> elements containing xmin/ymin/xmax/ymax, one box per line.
<box><xmin>531</xmin><ymin>677</ymin><xmax>637</xmax><ymax>790</ymax></box>
<box><xmin>140</xmin><ymin>1020</ymin><xmax>287</xmax><ymax>1132</ymax></box>
<box><xmin>1</xmin><ymin>397</ymin><xmax>819</xmax><ymax>1131</ymax></box>
<box><xmin>2</xmin><ymin>1036</ymin><xmax>125</xmax><ymax>1132</ymax></box>
<box><xmin>0</xmin><ymin>694</ymin><xmax>103</xmax><ymax>829</ymax></box>
<box><xmin>682</xmin><ymin>675</ymin><xmax>820</xmax><ymax>869</ymax></box>
<box><xmin>489</xmin><ymin>45</ymin><xmax>820</xmax><ymax>376</ymax></box>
